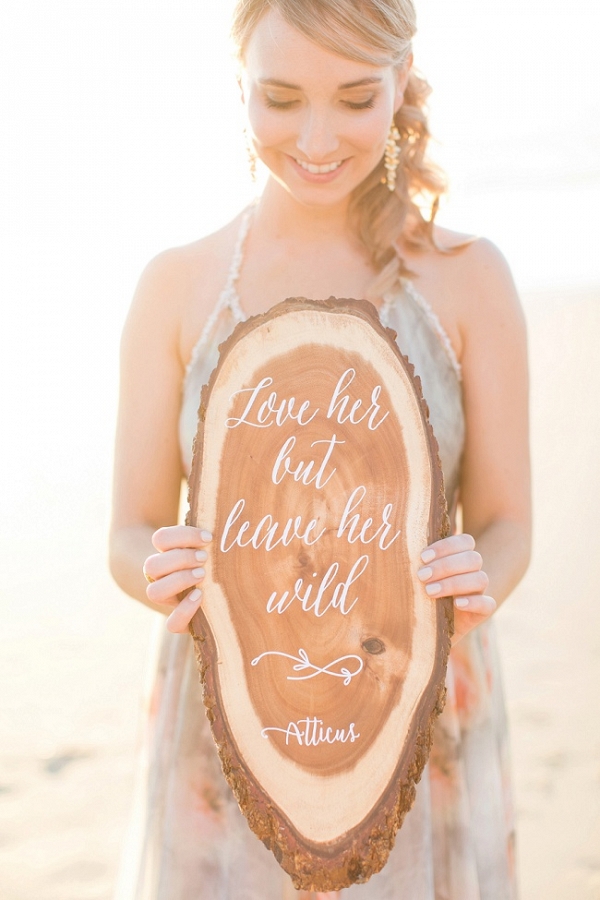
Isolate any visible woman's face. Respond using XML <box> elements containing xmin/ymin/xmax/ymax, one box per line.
<box><xmin>241</xmin><ymin>10</ymin><xmax>409</xmax><ymax>208</ymax></box>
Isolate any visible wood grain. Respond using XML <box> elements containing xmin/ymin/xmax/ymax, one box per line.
<box><xmin>187</xmin><ymin>297</ymin><xmax>452</xmax><ymax>890</ymax></box>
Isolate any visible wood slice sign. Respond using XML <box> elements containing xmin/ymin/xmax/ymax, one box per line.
<box><xmin>187</xmin><ymin>297</ymin><xmax>452</xmax><ymax>891</ymax></box>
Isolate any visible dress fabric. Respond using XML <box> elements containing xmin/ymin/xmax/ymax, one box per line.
<box><xmin>115</xmin><ymin>210</ymin><xmax>518</xmax><ymax>900</ymax></box>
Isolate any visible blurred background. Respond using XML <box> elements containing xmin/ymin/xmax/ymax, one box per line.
<box><xmin>1</xmin><ymin>0</ymin><xmax>599</xmax><ymax>897</ymax></box>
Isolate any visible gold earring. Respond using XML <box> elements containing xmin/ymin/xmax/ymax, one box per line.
<box><xmin>244</xmin><ymin>128</ymin><xmax>257</xmax><ymax>183</ymax></box>
<box><xmin>381</xmin><ymin>122</ymin><xmax>401</xmax><ymax>192</ymax></box>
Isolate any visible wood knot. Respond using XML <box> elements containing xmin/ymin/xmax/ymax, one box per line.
<box><xmin>361</xmin><ymin>637</ymin><xmax>386</xmax><ymax>655</ymax></box>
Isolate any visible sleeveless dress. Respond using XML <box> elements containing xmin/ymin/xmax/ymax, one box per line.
<box><xmin>115</xmin><ymin>209</ymin><xmax>518</xmax><ymax>900</ymax></box>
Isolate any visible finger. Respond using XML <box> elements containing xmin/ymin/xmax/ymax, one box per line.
<box><xmin>146</xmin><ymin>567</ymin><xmax>206</xmax><ymax>604</ymax></box>
<box><xmin>152</xmin><ymin>525</ymin><xmax>213</xmax><ymax>553</ymax></box>
<box><xmin>166</xmin><ymin>588</ymin><xmax>204</xmax><ymax>633</ymax></box>
<box><xmin>450</xmin><ymin>596</ymin><xmax>497</xmax><ymax>646</ymax></box>
<box><xmin>143</xmin><ymin>594</ymin><xmax>179</xmax><ymax>612</ymax></box>
<box><xmin>422</xmin><ymin>569</ymin><xmax>489</xmax><ymax>598</ymax></box>
<box><xmin>420</xmin><ymin>533</ymin><xmax>475</xmax><ymax>564</ymax></box>
<box><xmin>144</xmin><ymin>547</ymin><xmax>208</xmax><ymax>582</ymax></box>
<box><xmin>417</xmin><ymin>550</ymin><xmax>482</xmax><ymax>583</ymax></box>
<box><xmin>454</xmin><ymin>594</ymin><xmax>497</xmax><ymax>616</ymax></box>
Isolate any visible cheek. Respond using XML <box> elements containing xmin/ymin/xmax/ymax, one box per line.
<box><xmin>348</xmin><ymin>111</ymin><xmax>391</xmax><ymax>160</ymax></box>
<box><xmin>366</xmin><ymin>119</ymin><xmax>390</xmax><ymax>151</ymax></box>
<box><xmin>339</xmin><ymin>96</ymin><xmax>395</xmax><ymax>156</ymax></box>
<box><xmin>247</xmin><ymin>98</ymin><xmax>292</xmax><ymax>150</ymax></box>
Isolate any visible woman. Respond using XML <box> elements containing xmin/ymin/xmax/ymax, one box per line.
<box><xmin>110</xmin><ymin>1</ymin><xmax>531</xmax><ymax>897</ymax></box>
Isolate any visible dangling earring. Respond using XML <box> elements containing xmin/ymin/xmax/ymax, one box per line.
<box><xmin>244</xmin><ymin>127</ymin><xmax>257</xmax><ymax>183</ymax></box>
<box><xmin>382</xmin><ymin>122</ymin><xmax>401</xmax><ymax>192</ymax></box>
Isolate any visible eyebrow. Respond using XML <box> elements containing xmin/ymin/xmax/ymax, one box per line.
<box><xmin>257</xmin><ymin>76</ymin><xmax>383</xmax><ymax>91</ymax></box>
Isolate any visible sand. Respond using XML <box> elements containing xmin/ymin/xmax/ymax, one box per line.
<box><xmin>499</xmin><ymin>288</ymin><xmax>600</xmax><ymax>898</ymax></box>
<box><xmin>1</xmin><ymin>286</ymin><xmax>600</xmax><ymax>899</ymax></box>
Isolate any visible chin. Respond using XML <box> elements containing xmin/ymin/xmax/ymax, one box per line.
<box><xmin>289</xmin><ymin>186</ymin><xmax>352</xmax><ymax>208</ymax></box>
<box><xmin>270</xmin><ymin>169</ymin><xmax>365</xmax><ymax>209</ymax></box>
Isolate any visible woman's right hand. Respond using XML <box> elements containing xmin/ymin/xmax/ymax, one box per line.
<box><xmin>143</xmin><ymin>525</ymin><xmax>213</xmax><ymax>633</ymax></box>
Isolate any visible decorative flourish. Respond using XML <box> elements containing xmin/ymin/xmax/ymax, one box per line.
<box><xmin>251</xmin><ymin>648</ymin><xmax>363</xmax><ymax>686</ymax></box>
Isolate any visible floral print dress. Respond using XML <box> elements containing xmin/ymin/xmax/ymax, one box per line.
<box><xmin>114</xmin><ymin>209</ymin><xmax>518</xmax><ymax>900</ymax></box>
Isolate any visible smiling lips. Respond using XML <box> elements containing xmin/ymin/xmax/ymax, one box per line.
<box><xmin>294</xmin><ymin>157</ymin><xmax>344</xmax><ymax>174</ymax></box>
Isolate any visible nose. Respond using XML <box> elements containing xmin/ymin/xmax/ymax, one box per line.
<box><xmin>295</xmin><ymin>107</ymin><xmax>340</xmax><ymax>161</ymax></box>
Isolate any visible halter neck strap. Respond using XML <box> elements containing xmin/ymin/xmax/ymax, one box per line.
<box><xmin>219</xmin><ymin>202</ymin><xmax>255</xmax><ymax>321</ymax></box>
<box><xmin>183</xmin><ymin>204</ymin><xmax>255</xmax><ymax>381</ymax></box>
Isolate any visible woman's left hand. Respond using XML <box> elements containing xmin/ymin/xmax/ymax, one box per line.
<box><xmin>418</xmin><ymin>533</ymin><xmax>496</xmax><ymax>645</ymax></box>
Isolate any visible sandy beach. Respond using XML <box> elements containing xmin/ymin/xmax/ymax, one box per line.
<box><xmin>1</xmin><ymin>285</ymin><xmax>599</xmax><ymax>899</ymax></box>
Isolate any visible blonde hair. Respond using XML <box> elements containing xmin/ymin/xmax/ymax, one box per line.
<box><xmin>232</xmin><ymin>0</ymin><xmax>452</xmax><ymax>299</ymax></box>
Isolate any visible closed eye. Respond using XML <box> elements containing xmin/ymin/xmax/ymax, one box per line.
<box><xmin>344</xmin><ymin>98</ymin><xmax>376</xmax><ymax>110</ymax></box>
<box><xmin>265</xmin><ymin>97</ymin><xmax>299</xmax><ymax>110</ymax></box>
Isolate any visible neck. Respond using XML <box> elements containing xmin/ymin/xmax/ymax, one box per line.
<box><xmin>254</xmin><ymin>177</ymin><xmax>355</xmax><ymax>243</ymax></box>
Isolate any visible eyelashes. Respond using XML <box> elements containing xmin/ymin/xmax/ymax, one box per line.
<box><xmin>345</xmin><ymin>98</ymin><xmax>375</xmax><ymax>110</ymax></box>
<box><xmin>265</xmin><ymin>99</ymin><xmax>297</xmax><ymax>109</ymax></box>
<box><xmin>264</xmin><ymin>97</ymin><xmax>376</xmax><ymax>111</ymax></box>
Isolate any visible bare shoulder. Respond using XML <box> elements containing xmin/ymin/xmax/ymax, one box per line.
<box><xmin>400</xmin><ymin>224</ymin><xmax>525</xmax><ymax>362</ymax></box>
<box><xmin>430</xmin><ymin>228</ymin><xmax>528</xmax><ymax>385</ymax></box>
<box><xmin>435</xmin><ymin>226</ymin><xmax>524</xmax><ymax>325</ymax></box>
<box><xmin>129</xmin><ymin>215</ymin><xmax>244</xmax><ymax>323</ymax></box>
<box><xmin>123</xmin><ymin>212</ymin><xmax>247</xmax><ymax>364</ymax></box>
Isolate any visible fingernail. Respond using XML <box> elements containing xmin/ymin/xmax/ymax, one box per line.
<box><xmin>421</xmin><ymin>548</ymin><xmax>436</xmax><ymax>564</ymax></box>
<box><xmin>201</xmin><ymin>530</ymin><xmax>213</xmax><ymax>542</ymax></box>
<box><xmin>195</xmin><ymin>550</ymin><xmax>207</xmax><ymax>562</ymax></box>
<box><xmin>417</xmin><ymin>566</ymin><xmax>433</xmax><ymax>582</ymax></box>
<box><xmin>455</xmin><ymin>597</ymin><xmax>469</xmax><ymax>608</ymax></box>
<box><xmin>192</xmin><ymin>567</ymin><xmax>205</xmax><ymax>579</ymax></box>
<box><xmin>425</xmin><ymin>582</ymin><xmax>441</xmax><ymax>596</ymax></box>
<box><xmin>188</xmin><ymin>588</ymin><xmax>202</xmax><ymax>604</ymax></box>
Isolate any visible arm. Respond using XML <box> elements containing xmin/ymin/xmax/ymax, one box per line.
<box><xmin>418</xmin><ymin>238</ymin><xmax>531</xmax><ymax>643</ymax></box>
<box><xmin>109</xmin><ymin>249</ymin><xmax>211</xmax><ymax>622</ymax></box>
